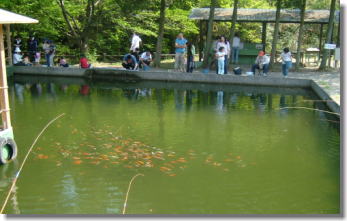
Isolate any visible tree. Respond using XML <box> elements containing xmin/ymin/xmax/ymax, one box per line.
<box><xmin>295</xmin><ymin>0</ymin><xmax>307</xmax><ymax>70</ymax></box>
<box><xmin>319</xmin><ymin>0</ymin><xmax>336</xmax><ymax>70</ymax></box>
<box><xmin>228</xmin><ymin>0</ymin><xmax>239</xmax><ymax>65</ymax></box>
<box><xmin>269</xmin><ymin>0</ymin><xmax>282</xmax><ymax>68</ymax></box>
<box><xmin>56</xmin><ymin>0</ymin><xmax>106</xmax><ymax>54</ymax></box>
<box><xmin>154</xmin><ymin>0</ymin><xmax>166</xmax><ymax>67</ymax></box>
<box><xmin>202</xmin><ymin>0</ymin><xmax>217</xmax><ymax>69</ymax></box>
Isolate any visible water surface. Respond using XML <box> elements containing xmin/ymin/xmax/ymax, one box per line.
<box><xmin>0</xmin><ymin>77</ymin><xmax>340</xmax><ymax>214</ymax></box>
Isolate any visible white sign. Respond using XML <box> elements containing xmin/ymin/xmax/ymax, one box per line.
<box><xmin>335</xmin><ymin>48</ymin><xmax>340</xmax><ymax>61</ymax></box>
<box><xmin>324</xmin><ymin>43</ymin><xmax>336</xmax><ymax>50</ymax></box>
<box><xmin>255</xmin><ymin>44</ymin><xmax>263</xmax><ymax>49</ymax></box>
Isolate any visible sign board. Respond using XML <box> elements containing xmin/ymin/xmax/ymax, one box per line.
<box><xmin>324</xmin><ymin>44</ymin><xmax>336</xmax><ymax>50</ymax></box>
<box><xmin>255</xmin><ymin>44</ymin><xmax>263</xmax><ymax>49</ymax></box>
<box><xmin>239</xmin><ymin>42</ymin><xmax>244</xmax><ymax>50</ymax></box>
<box><xmin>335</xmin><ymin>48</ymin><xmax>340</xmax><ymax>61</ymax></box>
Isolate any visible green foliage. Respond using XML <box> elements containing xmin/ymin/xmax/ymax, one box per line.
<box><xmin>0</xmin><ymin>0</ymin><xmax>338</xmax><ymax>58</ymax></box>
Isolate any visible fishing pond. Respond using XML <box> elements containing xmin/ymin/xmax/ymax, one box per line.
<box><xmin>0</xmin><ymin>76</ymin><xmax>340</xmax><ymax>214</ymax></box>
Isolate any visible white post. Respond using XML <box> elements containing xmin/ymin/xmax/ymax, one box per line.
<box><xmin>0</xmin><ymin>24</ymin><xmax>12</xmax><ymax>129</ymax></box>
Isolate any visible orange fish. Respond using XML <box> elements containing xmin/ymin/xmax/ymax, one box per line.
<box><xmin>160</xmin><ymin>167</ymin><xmax>171</xmax><ymax>171</ymax></box>
<box><xmin>236</xmin><ymin>156</ymin><xmax>241</xmax><ymax>159</ymax></box>
<box><xmin>37</xmin><ymin>154</ymin><xmax>49</xmax><ymax>159</ymax></box>
<box><xmin>73</xmin><ymin>160</ymin><xmax>82</xmax><ymax>165</ymax></box>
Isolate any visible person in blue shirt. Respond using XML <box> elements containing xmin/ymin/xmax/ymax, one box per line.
<box><xmin>175</xmin><ymin>33</ymin><xmax>187</xmax><ymax>72</ymax></box>
<box><xmin>122</xmin><ymin>54</ymin><xmax>138</xmax><ymax>70</ymax></box>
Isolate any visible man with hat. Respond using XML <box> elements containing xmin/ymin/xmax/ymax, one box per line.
<box><xmin>13</xmin><ymin>48</ymin><xmax>25</xmax><ymax>66</ymax></box>
<box><xmin>251</xmin><ymin>51</ymin><xmax>270</xmax><ymax>76</ymax></box>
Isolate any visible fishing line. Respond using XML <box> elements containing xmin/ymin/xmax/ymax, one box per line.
<box><xmin>0</xmin><ymin>113</ymin><xmax>65</xmax><ymax>214</ymax></box>
<box><xmin>122</xmin><ymin>173</ymin><xmax>144</xmax><ymax>215</ymax></box>
<box><xmin>278</xmin><ymin>107</ymin><xmax>340</xmax><ymax>116</ymax></box>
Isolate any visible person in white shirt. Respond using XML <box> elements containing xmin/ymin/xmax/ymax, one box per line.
<box><xmin>251</xmin><ymin>51</ymin><xmax>270</xmax><ymax>76</ymax></box>
<box><xmin>215</xmin><ymin>47</ymin><xmax>226</xmax><ymax>75</ymax></box>
<box><xmin>280</xmin><ymin>48</ymin><xmax>292</xmax><ymax>77</ymax></box>
<box><xmin>215</xmin><ymin>36</ymin><xmax>230</xmax><ymax>74</ymax></box>
<box><xmin>13</xmin><ymin>48</ymin><xmax>24</xmax><ymax>66</ymax></box>
<box><xmin>130</xmin><ymin>33</ymin><xmax>142</xmax><ymax>52</ymax></box>
<box><xmin>231</xmin><ymin>33</ymin><xmax>241</xmax><ymax>64</ymax></box>
<box><xmin>139</xmin><ymin>51</ymin><xmax>152</xmax><ymax>69</ymax></box>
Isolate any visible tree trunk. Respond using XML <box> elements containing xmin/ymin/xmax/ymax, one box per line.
<box><xmin>154</xmin><ymin>0</ymin><xmax>166</xmax><ymax>67</ymax></box>
<box><xmin>228</xmin><ymin>0</ymin><xmax>239</xmax><ymax>65</ymax></box>
<box><xmin>269</xmin><ymin>0</ymin><xmax>282</xmax><ymax>69</ymax></box>
<box><xmin>319</xmin><ymin>0</ymin><xmax>336</xmax><ymax>70</ymax></box>
<box><xmin>295</xmin><ymin>0</ymin><xmax>306</xmax><ymax>71</ymax></box>
<box><xmin>202</xmin><ymin>0</ymin><xmax>216</xmax><ymax>69</ymax></box>
<box><xmin>79</xmin><ymin>38</ymin><xmax>89</xmax><ymax>54</ymax></box>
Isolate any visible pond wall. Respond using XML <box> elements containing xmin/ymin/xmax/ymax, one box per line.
<box><xmin>12</xmin><ymin>66</ymin><xmax>340</xmax><ymax>115</ymax></box>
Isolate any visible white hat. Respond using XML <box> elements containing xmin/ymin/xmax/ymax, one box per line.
<box><xmin>14</xmin><ymin>47</ymin><xmax>21</xmax><ymax>53</ymax></box>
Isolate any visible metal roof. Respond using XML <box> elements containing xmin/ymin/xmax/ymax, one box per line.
<box><xmin>0</xmin><ymin>8</ymin><xmax>38</xmax><ymax>24</ymax></box>
<box><xmin>189</xmin><ymin>8</ymin><xmax>340</xmax><ymax>24</ymax></box>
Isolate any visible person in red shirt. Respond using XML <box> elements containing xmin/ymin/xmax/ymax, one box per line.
<box><xmin>80</xmin><ymin>54</ymin><xmax>92</xmax><ymax>69</ymax></box>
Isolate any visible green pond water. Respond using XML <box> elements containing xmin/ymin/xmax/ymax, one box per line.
<box><xmin>0</xmin><ymin>77</ymin><xmax>340</xmax><ymax>214</ymax></box>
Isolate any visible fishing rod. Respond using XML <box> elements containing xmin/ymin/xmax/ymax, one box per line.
<box><xmin>122</xmin><ymin>173</ymin><xmax>144</xmax><ymax>215</ymax></box>
<box><xmin>0</xmin><ymin>113</ymin><xmax>65</xmax><ymax>214</ymax></box>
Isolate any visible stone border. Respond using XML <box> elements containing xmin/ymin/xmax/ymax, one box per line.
<box><xmin>12</xmin><ymin>66</ymin><xmax>340</xmax><ymax>115</ymax></box>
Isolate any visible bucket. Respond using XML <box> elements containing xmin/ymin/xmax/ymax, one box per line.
<box><xmin>143</xmin><ymin>66</ymin><xmax>150</xmax><ymax>71</ymax></box>
<box><xmin>202</xmin><ymin>69</ymin><xmax>209</xmax><ymax>74</ymax></box>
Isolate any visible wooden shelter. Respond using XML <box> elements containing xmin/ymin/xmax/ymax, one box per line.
<box><xmin>0</xmin><ymin>8</ymin><xmax>38</xmax><ymax>164</ymax></box>
<box><xmin>189</xmin><ymin>8</ymin><xmax>340</xmax><ymax>60</ymax></box>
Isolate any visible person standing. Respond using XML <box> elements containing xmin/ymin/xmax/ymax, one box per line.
<box><xmin>13</xmin><ymin>36</ymin><xmax>22</xmax><ymax>52</ymax></box>
<box><xmin>215</xmin><ymin>36</ymin><xmax>230</xmax><ymax>74</ymax></box>
<box><xmin>47</xmin><ymin>40</ymin><xmax>56</xmax><ymax>67</ymax></box>
<box><xmin>174</xmin><ymin>33</ymin><xmax>187</xmax><ymax>72</ymax></box>
<box><xmin>215</xmin><ymin>47</ymin><xmax>226</xmax><ymax>75</ymax></box>
<box><xmin>28</xmin><ymin>36</ymin><xmax>38</xmax><ymax>63</ymax></box>
<box><xmin>280</xmin><ymin>48</ymin><xmax>292</xmax><ymax>78</ymax></box>
<box><xmin>251</xmin><ymin>51</ymin><xmax>270</xmax><ymax>76</ymax></box>
<box><xmin>130</xmin><ymin>33</ymin><xmax>142</xmax><ymax>53</ymax></box>
<box><xmin>186</xmin><ymin>41</ymin><xmax>195</xmax><ymax>73</ymax></box>
<box><xmin>42</xmin><ymin>40</ymin><xmax>50</xmax><ymax>66</ymax></box>
<box><xmin>231</xmin><ymin>33</ymin><xmax>241</xmax><ymax>64</ymax></box>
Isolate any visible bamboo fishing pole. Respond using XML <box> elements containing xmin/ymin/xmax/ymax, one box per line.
<box><xmin>0</xmin><ymin>113</ymin><xmax>65</xmax><ymax>214</ymax></box>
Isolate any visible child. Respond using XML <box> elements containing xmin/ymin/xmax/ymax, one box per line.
<box><xmin>23</xmin><ymin>55</ymin><xmax>32</xmax><ymax>66</ymax></box>
<box><xmin>59</xmin><ymin>56</ymin><xmax>69</xmax><ymax>67</ymax></box>
<box><xmin>280</xmin><ymin>48</ymin><xmax>292</xmax><ymax>78</ymax></box>
<box><xmin>80</xmin><ymin>54</ymin><xmax>92</xmax><ymax>69</ymax></box>
<box><xmin>186</xmin><ymin>42</ymin><xmax>195</xmax><ymax>73</ymax></box>
<box><xmin>215</xmin><ymin>47</ymin><xmax>226</xmax><ymax>75</ymax></box>
<box><xmin>34</xmin><ymin>52</ymin><xmax>41</xmax><ymax>65</ymax></box>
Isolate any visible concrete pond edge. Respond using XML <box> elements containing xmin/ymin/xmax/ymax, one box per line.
<box><xmin>12</xmin><ymin>66</ymin><xmax>340</xmax><ymax>116</ymax></box>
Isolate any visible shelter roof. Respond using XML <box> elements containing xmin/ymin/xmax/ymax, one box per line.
<box><xmin>0</xmin><ymin>8</ymin><xmax>38</xmax><ymax>24</ymax></box>
<box><xmin>189</xmin><ymin>8</ymin><xmax>340</xmax><ymax>24</ymax></box>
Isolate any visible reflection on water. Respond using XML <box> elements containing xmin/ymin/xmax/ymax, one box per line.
<box><xmin>1</xmin><ymin>78</ymin><xmax>340</xmax><ymax>214</ymax></box>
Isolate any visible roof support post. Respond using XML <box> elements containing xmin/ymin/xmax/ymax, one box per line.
<box><xmin>0</xmin><ymin>24</ymin><xmax>12</xmax><ymax>129</ymax></box>
<box><xmin>261</xmin><ymin>22</ymin><xmax>267</xmax><ymax>52</ymax></box>
<box><xmin>5</xmin><ymin>24</ymin><xmax>12</xmax><ymax>66</ymax></box>
<box><xmin>199</xmin><ymin>20</ymin><xmax>203</xmax><ymax>61</ymax></box>
<box><xmin>318</xmin><ymin>23</ymin><xmax>323</xmax><ymax>58</ymax></box>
